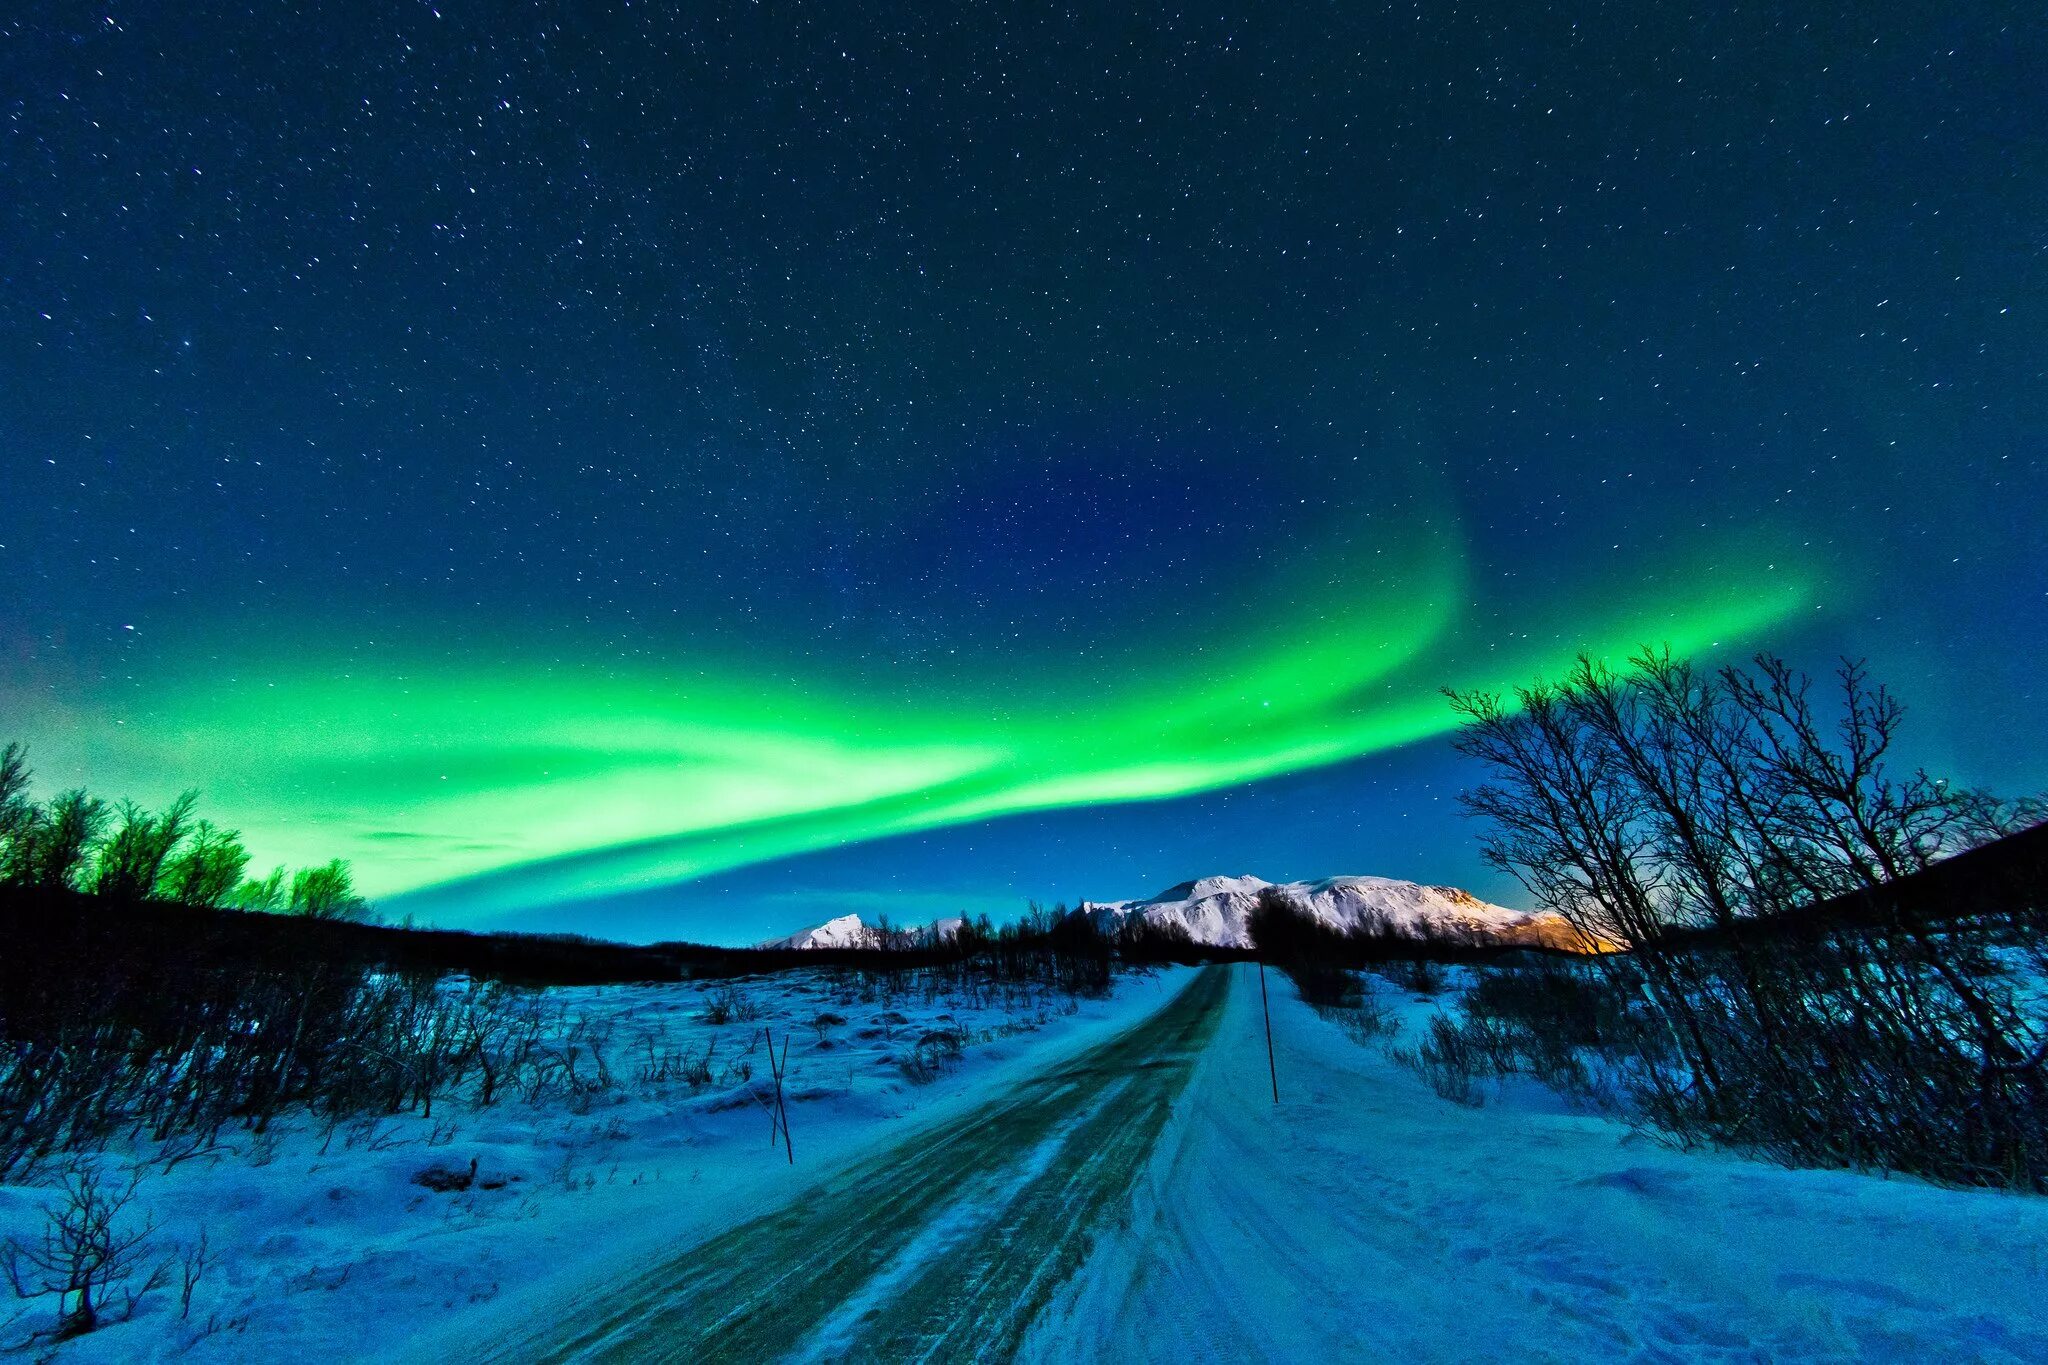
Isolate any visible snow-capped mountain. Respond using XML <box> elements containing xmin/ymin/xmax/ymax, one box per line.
<box><xmin>759</xmin><ymin>914</ymin><xmax>965</xmax><ymax>950</ymax></box>
<box><xmin>1079</xmin><ymin>874</ymin><xmax>1575</xmax><ymax>949</ymax></box>
<box><xmin>760</xmin><ymin>913</ymin><xmax>876</xmax><ymax>950</ymax></box>
<box><xmin>760</xmin><ymin>878</ymin><xmax>1577</xmax><ymax>952</ymax></box>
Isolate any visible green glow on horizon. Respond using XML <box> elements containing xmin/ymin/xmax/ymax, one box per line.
<box><xmin>4</xmin><ymin>513</ymin><xmax>1816</xmax><ymax>922</ymax></box>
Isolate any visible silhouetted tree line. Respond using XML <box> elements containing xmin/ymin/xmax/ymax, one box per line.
<box><xmin>1434</xmin><ymin>648</ymin><xmax>2048</xmax><ymax>1190</ymax></box>
<box><xmin>0</xmin><ymin>744</ymin><xmax>368</xmax><ymax>920</ymax></box>
<box><xmin>0</xmin><ymin>876</ymin><xmax>655</xmax><ymax>1179</ymax></box>
<box><xmin>1246</xmin><ymin>885</ymin><xmax>1531</xmax><ymax>966</ymax></box>
<box><xmin>774</xmin><ymin>900</ymin><xmax>1206</xmax><ymax>1004</ymax></box>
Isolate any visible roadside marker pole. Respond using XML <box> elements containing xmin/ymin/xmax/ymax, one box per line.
<box><xmin>765</xmin><ymin>1027</ymin><xmax>795</xmax><ymax>1165</ymax></box>
<box><xmin>1258</xmin><ymin>960</ymin><xmax>1279</xmax><ymax>1104</ymax></box>
<box><xmin>778</xmin><ymin>1032</ymin><xmax>794</xmax><ymax>1165</ymax></box>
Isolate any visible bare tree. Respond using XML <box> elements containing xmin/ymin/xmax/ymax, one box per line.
<box><xmin>2</xmin><ymin>1166</ymin><xmax>160</xmax><ymax>1340</ymax></box>
<box><xmin>93</xmin><ymin>791</ymin><xmax>198</xmax><ymax>900</ymax></box>
<box><xmin>0</xmin><ymin>743</ymin><xmax>31</xmax><ymax>861</ymax></box>
<box><xmin>288</xmin><ymin>858</ymin><xmax>369</xmax><ymax>921</ymax></box>
<box><xmin>232</xmin><ymin>864</ymin><xmax>288</xmax><ymax>912</ymax></box>
<box><xmin>1447</xmin><ymin>648</ymin><xmax>2048</xmax><ymax>1188</ymax></box>
<box><xmin>158</xmin><ymin>820</ymin><xmax>251</xmax><ymax>906</ymax></box>
<box><xmin>12</xmin><ymin>790</ymin><xmax>110</xmax><ymax>891</ymax></box>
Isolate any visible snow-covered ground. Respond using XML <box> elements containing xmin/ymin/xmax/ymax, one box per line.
<box><xmin>1029</xmin><ymin>964</ymin><xmax>2048</xmax><ymax>1362</ymax></box>
<box><xmin>0</xmin><ymin>966</ymin><xmax>1185</xmax><ymax>1361</ymax></box>
<box><xmin>16</xmin><ymin>959</ymin><xmax>2048</xmax><ymax>1361</ymax></box>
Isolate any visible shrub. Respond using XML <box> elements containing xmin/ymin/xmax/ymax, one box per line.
<box><xmin>1381</xmin><ymin>957</ymin><xmax>1444</xmax><ymax>996</ymax></box>
<box><xmin>899</xmin><ymin>1028</ymin><xmax>965</xmax><ymax>1085</ymax></box>
<box><xmin>700</xmin><ymin>984</ymin><xmax>745</xmax><ymax>1025</ymax></box>
<box><xmin>2</xmin><ymin>1165</ymin><xmax>164</xmax><ymax>1341</ymax></box>
<box><xmin>0</xmin><ymin>901</ymin><xmax>624</xmax><ymax>1178</ymax></box>
<box><xmin>1335</xmin><ymin>989</ymin><xmax>1398</xmax><ymax>1047</ymax></box>
<box><xmin>157</xmin><ymin>821</ymin><xmax>250</xmax><ymax>907</ymax></box>
<box><xmin>1393</xmin><ymin>1014</ymin><xmax>1487</xmax><ymax>1107</ymax></box>
<box><xmin>1282</xmin><ymin>960</ymin><xmax>1362</xmax><ymax>1011</ymax></box>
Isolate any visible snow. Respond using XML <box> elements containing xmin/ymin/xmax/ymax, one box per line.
<box><xmin>0</xmin><ymin>967</ymin><xmax>1186</xmax><ymax>1361</ymax></box>
<box><xmin>1080</xmin><ymin>873</ymin><xmax>1565</xmax><ymax>949</ymax></box>
<box><xmin>757</xmin><ymin>912</ymin><xmax>965</xmax><ymax>949</ymax></box>
<box><xmin>1025</xmin><ymin>965</ymin><xmax>2048</xmax><ymax>1362</ymax></box>
<box><xmin>16</xmin><ymin>959</ymin><xmax>2048</xmax><ymax>1360</ymax></box>
<box><xmin>759</xmin><ymin>912</ymin><xmax>875</xmax><ymax>949</ymax></box>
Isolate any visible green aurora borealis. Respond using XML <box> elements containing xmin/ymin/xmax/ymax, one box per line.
<box><xmin>6</xmin><ymin>523</ymin><xmax>1813</xmax><ymax>919</ymax></box>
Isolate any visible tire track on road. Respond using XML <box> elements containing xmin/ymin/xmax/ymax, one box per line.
<box><xmin>496</xmin><ymin>965</ymin><xmax>1228</xmax><ymax>1364</ymax></box>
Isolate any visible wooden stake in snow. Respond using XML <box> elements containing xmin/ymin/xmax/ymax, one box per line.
<box><xmin>765</xmin><ymin>1027</ymin><xmax>795</xmax><ymax>1165</ymax></box>
<box><xmin>1258</xmin><ymin>961</ymin><xmax>1279</xmax><ymax>1104</ymax></box>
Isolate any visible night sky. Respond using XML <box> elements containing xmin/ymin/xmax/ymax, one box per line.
<box><xmin>4</xmin><ymin>4</ymin><xmax>2043</xmax><ymax>943</ymax></box>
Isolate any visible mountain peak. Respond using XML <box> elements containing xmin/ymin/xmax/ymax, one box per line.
<box><xmin>1152</xmin><ymin>874</ymin><xmax>1270</xmax><ymax>903</ymax></box>
<box><xmin>758</xmin><ymin>912</ymin><xmax>963</xmax><ymax>951</ymax></box>
<box><xmin>760</xmin><ymin>912</ymin><xmax>876</xmax><ymax>950</ymax></box>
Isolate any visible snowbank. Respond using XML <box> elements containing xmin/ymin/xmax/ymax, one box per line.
<box><xmin>1028</xmin><ymin>964</ymin><xmax>2048</xmax><ymax>1361</ymax></box>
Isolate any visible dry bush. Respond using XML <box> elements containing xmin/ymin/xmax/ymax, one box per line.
<box><xmin>1334</xmin><ymin>989</ymin><xmax>1399</xmax><ymax>1047</ymax></box>
<box><xmin>700</xmin><ymin>984</ymin><xmax>743</xmax><ymax>1025</ymax></box>
<box><xmin>1380</xmin><ymin>957</ymin><xmax>1445</xmax><ymax>996</ymax></box>
<box><xmin>1391</xmin><ymin>1015</ymin><xmax>1486</xmax><ymax>1108</ymax></box>
<box><xmin>898</xmin><ymin>1028</ymin><xmax>965</xmax><ymax>1085</ymax></box>
<box><xmin>2</xmin><ymin>1165</ymin><xmax>164</xmax><ymax>1341</ymax></box>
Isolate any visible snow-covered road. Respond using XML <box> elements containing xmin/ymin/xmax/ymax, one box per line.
<box><xmin>487</xmin><ymin>968</ymin><xmax>1230</xmax><ymax>1362</ymax></box>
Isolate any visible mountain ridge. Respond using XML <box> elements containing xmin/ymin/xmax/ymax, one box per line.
<box><xmin>1076</xmin><ymin>873</ymin><xmax>1571</xmax><ymax>949</ymax></box>
<box><xmin>760</xmin><ymin>874</ymin><xmax>1577</xmax><ymax>951</ymax></box>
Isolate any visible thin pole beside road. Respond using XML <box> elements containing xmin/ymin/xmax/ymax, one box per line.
<box><xmin>1258</xmin><ymin>961</ymin><xmax>1278</xmax><ymax>1104</ymax></box>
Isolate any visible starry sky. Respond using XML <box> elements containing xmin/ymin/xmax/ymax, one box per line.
<box><xmin>3</xmin><ymin>3</ymin><xmax>2043</xmax><ymax>944</ymax></box>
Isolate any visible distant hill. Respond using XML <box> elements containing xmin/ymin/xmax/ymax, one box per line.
<box><xmin>758</xmin><ymin>913</ymin><xmax>965</xmax><ymax>950</ymax></box>
<box><xmin>1077</xmin><ymin>874</ymin><xmax>1581</xmax><ymax>950</ymax></box>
